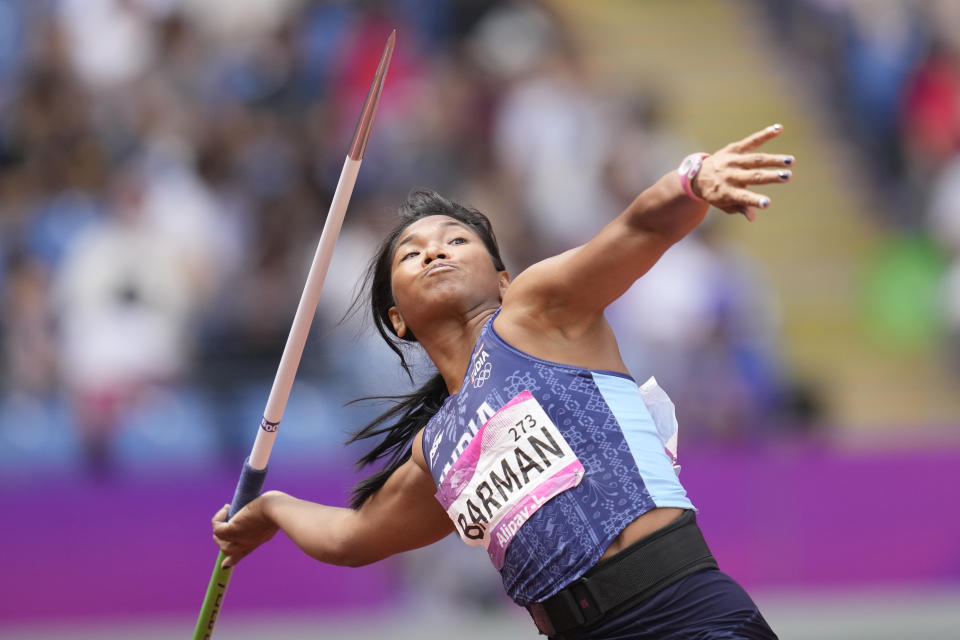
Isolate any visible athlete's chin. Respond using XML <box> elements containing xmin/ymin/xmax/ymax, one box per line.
<box><xmin>417</xmin><ymin>287</ymin><xmax>470</xmax><ymax>309</ymax></box>
<box><xmin>413</xmin><ymin>283</ymin><xmax>491</xmax><ymax>313</ymax></box>
<box><xmin>418</xmin><ymin>273</ymin><xmax>467</xmax><ymax>295</ymax></box>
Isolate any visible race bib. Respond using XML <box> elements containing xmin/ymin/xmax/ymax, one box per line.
<box><xmin>435</xmin><ymin>390</ymin><xmax>584</xmax><ymax>569</ymax></box>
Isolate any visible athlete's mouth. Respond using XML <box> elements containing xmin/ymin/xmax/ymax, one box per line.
<box><xmin>424</xmin><ymin>262</ymin><xmax>456</xmax><ymax>276</ymax></box>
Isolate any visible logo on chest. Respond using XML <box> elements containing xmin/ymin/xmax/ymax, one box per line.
<box><xmin>470</xmin><ymin>343</ymin><xmax>492</xmax><ymax>388</ymax></box>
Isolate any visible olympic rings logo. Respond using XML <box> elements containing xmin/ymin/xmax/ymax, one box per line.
<box><xmin>473</xmin><ymin>362</ymin><xmax>492</xmax><ymax>388</ymax></box>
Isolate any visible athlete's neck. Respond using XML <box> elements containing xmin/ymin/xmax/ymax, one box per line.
<box><xmin>417</xmin><ymin>305</ymin><xmax>498</xmax><ymax>395</ymax></box>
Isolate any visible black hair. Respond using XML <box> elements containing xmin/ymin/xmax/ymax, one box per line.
<box><xmin>346</xmin><ymin>188</ymin><xmax>506</xmax><ymax>509</ymax></box>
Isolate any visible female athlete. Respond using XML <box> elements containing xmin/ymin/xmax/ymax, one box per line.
<box><xmin>212</xmin><ymin>124</ymin><xmax>793</xmax><ymax>639</ymax></box>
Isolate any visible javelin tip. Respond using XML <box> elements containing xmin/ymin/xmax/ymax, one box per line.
<box><xmin>348</xmin><ymin>30</ymin><xmax>397</xmax><ymax>160</ymax></box>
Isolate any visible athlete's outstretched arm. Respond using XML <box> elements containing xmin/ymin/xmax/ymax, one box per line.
<box><xmin>503</xmin><ymin>124</ymin><xmax>794</xmax><ymax>332</ymax></box>
<box><xmin>212</xmin><ymin>430</ymin><xmax>453</xmax><ymax>568</ymax></box>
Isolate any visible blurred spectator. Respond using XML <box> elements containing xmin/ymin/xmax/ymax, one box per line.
<box><xmin>0</xmin><ymin>0</ymin><xmax>27</xmax><ymax>96</ymax></box>
<box><xmin>900</xmin><ymin>43</ymin><xmax>960</xmax><ymax>183</ymax></box>
<box><xmin>55</xmin><ymin>167</ymin><xmax>194</xmax><ymax>470</ymax></box>
<box><xmin>603</xmin><ymin>91</ymin><xmax>693</xmax><ymax>207</ymax></box>
<box><xmin>56</xmin><ymin>0</ymin><xmax>156</xmax><ymax>90</ymax></box>
<box><xmin>927</xmin><ymin>154</ymin><xmax>960</xmax><ymax>258</ymax></box>
<box><xmin>488</xmin><ymin>3</ymin><xmax>616</xmax><ymax>261</ymax></box>
<box><xmin>928</xmin><ymin>154</ymin><xmax>960</xmax><ymax>373</ymax></box>
<box><xmin>841</xmin><ymin>1</ymin><xmax>925</xmax><ymax>193</ymax></box>
<box><xmin>1</xmin><ymin>253</ymin><xmax>58</xmax><ymax>397</ymax></box>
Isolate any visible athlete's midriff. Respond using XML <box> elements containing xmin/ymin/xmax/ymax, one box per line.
<box><xmin>599</xmin><ymin>507</ymin><xmax>685</xmax><ymax>561</ymax></box>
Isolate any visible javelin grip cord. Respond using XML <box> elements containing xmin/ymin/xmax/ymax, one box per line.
<box><xmin>229</xmin><ymin>457</ymin><xmax>269</xmax><ymax>519</ymax></box>
<box><xmin>193</xmin><ymin>457</ymin><xmax>269</xmax><ymax>640</ymax></box>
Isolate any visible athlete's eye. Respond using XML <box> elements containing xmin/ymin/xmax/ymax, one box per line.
<box><xmin>450</xmin><ymin>237</ymin><xmax>467</xmax><ymax>245</ymax></box>
<box><xmin>400</xmin><ymin>251</ymin><xmax>419</xmax><ymax>261</ymax></box>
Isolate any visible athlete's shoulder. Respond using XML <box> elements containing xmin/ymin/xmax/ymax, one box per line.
<box><xmin>502</xmin><ymin>247</ymin><xmax>583</xmax><ymax>308</ymax></box>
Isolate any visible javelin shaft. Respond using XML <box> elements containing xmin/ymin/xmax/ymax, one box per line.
<box><xmin>250</xmin><ymin>155</ymin><xmax>361</xmax><ymax>468</ymax></box>
<box><xmin>192</xmin><ymin>29</ymin><xmax>395</xmax><ymax>640</ymax></box>
<box><xmin>254</xmin><ymin>22</ymin><xmax>394</xmax><ymax>467</ymax></box>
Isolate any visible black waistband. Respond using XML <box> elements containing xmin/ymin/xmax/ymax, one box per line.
<box><xmin>526</xmin><ymin>509</ymin><xmax>717</xmax><ymax>638</ymax></box>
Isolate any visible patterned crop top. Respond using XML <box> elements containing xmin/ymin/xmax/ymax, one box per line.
<box><xmin>421</xmin><ymin>310</ymin><xmax>693</xmax><ymax>605</ymax></box>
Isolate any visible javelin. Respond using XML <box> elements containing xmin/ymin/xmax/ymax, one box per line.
<box><xmin>192</xmin><ymin>29</ymin><xmax>396</xmax><ymax>640</ymax></box>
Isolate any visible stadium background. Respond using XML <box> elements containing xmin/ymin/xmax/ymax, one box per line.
<box><xmin>1</xmin><ymin>0</ymin><xmax>958</xmax><ymax>638</ymax></box>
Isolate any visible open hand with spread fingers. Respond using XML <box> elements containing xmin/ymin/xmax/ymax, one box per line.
<box><xmin>689</xmin><ymin>123</ymin><xmax>794</xmax><ymax>221</ymax></box>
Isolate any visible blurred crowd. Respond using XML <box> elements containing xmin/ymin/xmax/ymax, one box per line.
<box><xmin>0</xmin><ymin>0</ymin><xmax>809</xmax><ymax>474</ymax></box>
<box><xmin>763</xmin><ymin>0</ymin><xmax>960</xmax><ymax>368</ymax></box>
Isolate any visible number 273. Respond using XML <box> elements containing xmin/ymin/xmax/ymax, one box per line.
<box><xmin>510</xmin><ymin>414</ymin><xmax>536</xmax><ymax>441</ymax></box>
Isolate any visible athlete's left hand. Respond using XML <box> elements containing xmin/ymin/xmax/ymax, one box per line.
<box><xmin>692</xmin><ymin>123</ymin><xmax>794</xmax><ymax>221</ymax></box>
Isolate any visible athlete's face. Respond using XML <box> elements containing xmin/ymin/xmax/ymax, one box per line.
<box><xmin>388</xmin><ymin>215</ymin><xmax>508</xmax><ymax>338</ymax></box>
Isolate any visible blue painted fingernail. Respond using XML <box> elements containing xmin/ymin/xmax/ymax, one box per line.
<box><xmin>783</xmin><ymin>156</ymin><xmax>794</xmax><ymax>165</ymax></box>
<box><xmin>778</xmin><ymin>170</ymin><xmax>790</xmax><ymax>180</ymax></box>
<box><xmin>759</xmin><ymin>197</ymin><xmax>771</xmax><ymax>208</ymax></box>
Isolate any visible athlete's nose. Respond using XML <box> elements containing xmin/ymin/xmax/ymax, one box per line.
<box><xmin>423</xmin><ymin>243</ymin><xmax>448</xmax><ymax>264</ymax></box>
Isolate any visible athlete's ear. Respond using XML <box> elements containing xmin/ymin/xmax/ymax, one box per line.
<box><xmin>497</xmin><ymin>272</ymin><xmax>511</xmax><ymax>300</ymax></box>
<box><xmin>388</xmin><ymin>306</ymin><xmax>407</xmax><ymax>338</ymax></box>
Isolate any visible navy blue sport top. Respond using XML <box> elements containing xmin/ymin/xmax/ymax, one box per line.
<box><xmin>422</xmin><ymin>310</ymin><xmax>693</xmax><ymax>605</ymax></box>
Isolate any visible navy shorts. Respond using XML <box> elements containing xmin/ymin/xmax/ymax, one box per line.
<box><xmin>553</xmin><ymin>569</ymin><xmax>778</xmax><ymax>640</ymax></box>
